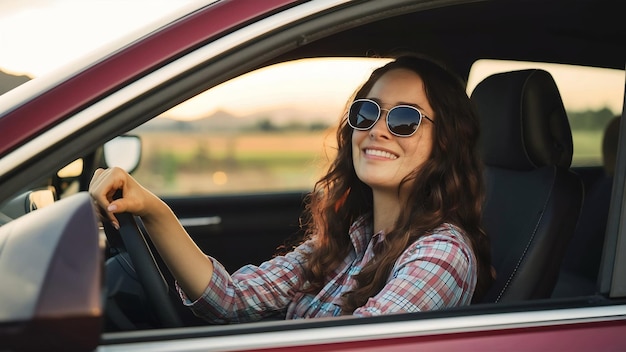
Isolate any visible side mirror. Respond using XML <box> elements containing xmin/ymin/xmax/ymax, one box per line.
<box><xmin>0</xmin><ymin>193</ymin><xmax>102</xmax><ymax>351</ymax></box>
<box><xmin>104</xmin><ymin>135</ymin><xmax>142</xmax><ymax>173</ymax></box>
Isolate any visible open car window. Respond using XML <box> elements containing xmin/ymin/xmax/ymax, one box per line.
<box><xmin>127</xmin><ymin>58</ymin><xmax>390</xmax><ymax>196</ymax></box>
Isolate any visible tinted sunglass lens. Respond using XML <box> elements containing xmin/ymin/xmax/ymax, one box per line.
<box><xmin>349</xmin><ymin>100</ymin><xmax>379</xmax><ymax>129</ymax></box>
<box><xmin>388</xmin><ymin>107</ymin><xmax>421</xmax><ymax>136</ymax></box>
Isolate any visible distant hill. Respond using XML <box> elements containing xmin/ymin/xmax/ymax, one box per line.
<box><xmin>0</xmin><ymin>69</ymin><xmax>32</xmax><ymax>95</ymax></box>
<box><xmin>136</xmin><ymin>110</ymin><xmax>252</xmax><ymax>132</ymax></box>
<box><xmin>139</xmin><ymin>107</ymin><xmax>334</xmax><ymax>132</ymax></box>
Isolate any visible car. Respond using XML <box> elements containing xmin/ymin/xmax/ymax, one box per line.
<box><xmin>1</xmin><ymin>0</ymin><xmax>625</xmax><ymax>350</ymax></box>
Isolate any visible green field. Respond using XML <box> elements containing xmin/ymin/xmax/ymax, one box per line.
<box><xmin>572</xmin><ymin>130</ymin><xmax>603</xmax><ymax>166</ymax></box>
<box><xmin>132</xmin><ymin>131</ymin><xmax>335</xmax><ymax>195</ymax></box>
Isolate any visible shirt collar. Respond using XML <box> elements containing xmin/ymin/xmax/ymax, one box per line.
<box><xmin>348</xmin><ymin>213</ymin><xmax>380</xmax><ymax>256</ymax></box>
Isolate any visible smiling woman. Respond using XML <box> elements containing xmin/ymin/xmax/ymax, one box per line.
<box><xmin>87</xmin><ymin>54</ymin><xmax>491</xmax><ymax>323</ymax></box>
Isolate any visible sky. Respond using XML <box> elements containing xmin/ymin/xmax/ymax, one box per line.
<box><xmin>165</xmin><ymin>58</ymin><xmax>390</xmax><ymax>120</ymax></box>
<box><xmin>1</xmin><ymin>0</ymin><xmax>623</xmax><ymax>120</ymax></box>
<box><xmin>0</xmin><ymin>0</ymin><xmax>198</xmax><ymax>77</ymax></box>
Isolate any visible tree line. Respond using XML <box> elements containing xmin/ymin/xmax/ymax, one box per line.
<box><xmin>568</xmin><ymin>107</ymin><xmax>618</xmax><ymax>131</ymax></box>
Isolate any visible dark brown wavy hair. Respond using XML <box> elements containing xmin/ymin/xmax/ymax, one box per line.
<box><xmin>300</xmin><ymin>54</ymin><xmax>493</xmax><ymax>313</ymax></box>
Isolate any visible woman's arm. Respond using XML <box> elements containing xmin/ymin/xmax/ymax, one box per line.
<box><xmin>180</xmin><ymin>241</ymin><xmax>312</xmax><ymax>323</ymax></box>
<box><xmin>89</xmin><ymin>167</ymin><xmax>213</xmax><ymax>300</ymax></box>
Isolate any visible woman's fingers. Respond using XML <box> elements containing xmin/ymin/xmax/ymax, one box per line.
<box><xmin>89</xmin><ymin>167</ymin><xmax>129</xmax><ymax>229</ymax></box>
<box><xmin>89</xmin><ymin>166</ymin><xmax>156</xmax><ymax>229</ymax></box>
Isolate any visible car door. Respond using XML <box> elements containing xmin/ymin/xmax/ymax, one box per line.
<box><xmin>1</xmin><ymin>0</ymin><xmax>626</xmax><ymax>351</ymax></box>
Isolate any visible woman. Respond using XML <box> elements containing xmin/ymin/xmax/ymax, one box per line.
<box><xmin>90</xmin><ymin>55</ymin><xmax>493</xmax><ymax>323</ymax></box>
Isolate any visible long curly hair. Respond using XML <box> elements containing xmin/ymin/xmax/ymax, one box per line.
<box><xmin>300</xmin><ymin>54</ymin><xmax>493</xmax><ymax>313</ymax></box>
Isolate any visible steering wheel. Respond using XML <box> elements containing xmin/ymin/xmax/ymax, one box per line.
<box><xmin>102</xmin><ymin>191</ymin><xmax>183</xmax><ymax>328</ymax></box>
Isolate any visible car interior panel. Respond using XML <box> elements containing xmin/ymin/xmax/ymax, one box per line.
<box><xmin>163</xmin><ymin>193</ymin><xmax>307</xmax><ymax>274</ymax></box>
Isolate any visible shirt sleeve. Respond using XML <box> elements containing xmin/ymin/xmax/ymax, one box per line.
<box><xmin>177</xmin><ymin>240</ymin><xmax>314</xmax><ymax>324</ymax></box>
<box><xmin>353</xmin><ymin>225</ymin><xmax>476</xmax><ymax>317</ymax></box>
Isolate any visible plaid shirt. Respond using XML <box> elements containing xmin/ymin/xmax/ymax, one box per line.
<box><xmin>178</xmin><ymin>216</ymin><xmax>477</xmax><ymax>323</ymax></box>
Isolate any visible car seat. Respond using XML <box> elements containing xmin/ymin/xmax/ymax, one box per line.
<box><xmin>471</xmin><ymin>69</ymin><xmax>584</xmax><ymax>303</ymax></box>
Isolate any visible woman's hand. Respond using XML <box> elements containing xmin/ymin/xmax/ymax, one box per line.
<box><xmin>90</xmin><ymin>166</ymin><xmax>215</xmax><ymax>300</ymax></box>
<box><xmin>89</xmin><ymin>167</ymin><xmax>158</xmax><ymax>229</ymax></box>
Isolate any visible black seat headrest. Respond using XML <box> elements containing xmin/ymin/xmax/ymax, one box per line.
<box><xmin>471</xmin><ymin>69</ymin><xmax>573</xmax><ymax>170</ymax></box>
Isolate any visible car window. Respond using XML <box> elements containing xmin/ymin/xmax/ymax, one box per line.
<box><xmin>467</xmin><ymin>59</ymin><xmax>625</xmax><ymax>167</ymax></box>
<box><xmin>129</xmin><ymin>58</ymin><xmax>390</xmax><ymax>196</ymax></box>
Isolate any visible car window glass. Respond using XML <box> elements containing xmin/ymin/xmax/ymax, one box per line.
<box><xmin>467</xmin><ymin>59</ymin><xmax>624</xmax><ymax>167</ymax></box>
<box><xmin>128</xmin><ymin>58</ymin><xmax>390</xmax><ymax>196</ymax></box>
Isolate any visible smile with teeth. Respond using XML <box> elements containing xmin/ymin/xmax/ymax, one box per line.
<box><xmin>364</xmin><ymin>148</ymin><xmax>398</xmax><ymax>160</ymax></box>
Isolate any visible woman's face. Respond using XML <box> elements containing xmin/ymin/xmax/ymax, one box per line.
<box><xmin>352</xmin><ymin>68</ymin><xmax>435</xmax><ymax>193</ymax></box>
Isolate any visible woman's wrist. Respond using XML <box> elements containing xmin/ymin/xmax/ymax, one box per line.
<box><xmin>139</xmin><ymin>192</ymin><xmax>171</xmax><ymax>223</ymax></box>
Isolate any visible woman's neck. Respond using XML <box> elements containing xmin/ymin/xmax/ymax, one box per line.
<box><xmin>371</xmin><ymin>190</ymin><xmax>403</xmax><ymax>234</ymax></box>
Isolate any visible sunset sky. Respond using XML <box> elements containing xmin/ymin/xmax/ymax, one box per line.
<box><xmin>0</xmin><ymin>0</ymin><xmax>197</xmax><ymax>77</ymax></box>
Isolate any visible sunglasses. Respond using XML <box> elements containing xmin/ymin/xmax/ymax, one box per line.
<box><xmin>348</xmin><ymin>99</ymin><xmax>434</xmax><ymax>137</ymax></box>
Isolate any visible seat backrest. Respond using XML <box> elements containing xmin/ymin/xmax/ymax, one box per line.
<box><xmin>471</xmin><ymin>69</ymin><xmax>583</xmax><ymax>303</ymax></box>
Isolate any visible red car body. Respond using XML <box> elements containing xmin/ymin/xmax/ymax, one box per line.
<box><xmin>0</xmin><ymin>0</ymin><xmax>625</xmax><ymax>351</ymax></box>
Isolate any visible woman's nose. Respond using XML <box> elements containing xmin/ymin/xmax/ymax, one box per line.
<box><xmin>369</xmin><ymin>110</ymin><xmax>391</xmax><ymax>139</ymax></box>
